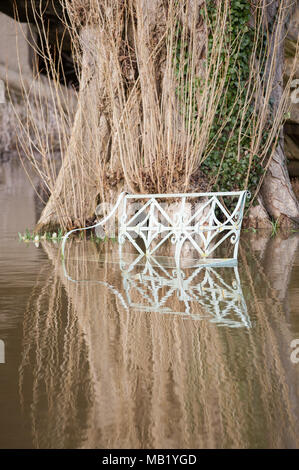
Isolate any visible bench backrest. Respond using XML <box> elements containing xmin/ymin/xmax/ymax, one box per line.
<box><xmin>118</xmin><ymin>191</ymin><xmax>249</xmax><ymax>261</ymax></box>
<box><xmin>61</xmin><ymin>190</ymin><xmax>249</xmax><ymax>264</ymax></box>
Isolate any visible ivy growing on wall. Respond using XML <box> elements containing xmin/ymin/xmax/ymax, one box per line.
<box><xmin>201</xmin><ymin>0</ymin><xmax>265</xmax><ymax>196</ymax></box>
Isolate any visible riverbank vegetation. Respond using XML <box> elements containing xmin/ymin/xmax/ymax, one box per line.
<box><xmin>4</xmin><ymin>0</ymin><xmax>299</xmax><ymax>232</ymax></box>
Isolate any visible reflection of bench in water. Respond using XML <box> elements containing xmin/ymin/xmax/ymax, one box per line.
<box><xmin>121</xmin><ymin>253</ymin><xmax>250</xmax><ymax>327</ymax></box>
<box><xmin>62</xmin><ymin>190</ymin><xmax>250</xmax><ymax>263</ymax></box>
<box><xmin>62</xmin><ymin>250</ymin><xmax>251</xmax><ymax>328</ymax></box>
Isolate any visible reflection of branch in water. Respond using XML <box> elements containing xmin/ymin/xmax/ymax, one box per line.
<box><xmin>63</xmin><ymin>244</ymin><xmax>251</xmax><ymax>328</ymax></box>
<box><xmin>19</xmin><ymin>260</ymin><xmax>94</xmax><ymax>449</ymax></box>
<box><xmin>19</xmin><ymin>240</ymin><xmax>298</xmax><ymax>449</ymax></box>
<box><xmin>241</xmin><ymin>233</ymin><xmax>299</xmax><ymax>304</ymax></box>
<box><xmin>239</xmin><ymin>237</ymin><xmax>299</xmax><ymax>446</ymax></box>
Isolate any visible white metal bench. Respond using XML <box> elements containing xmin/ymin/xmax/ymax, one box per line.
<box><xmin>61</xmin><ymin>190</ymin><xmax>250</xmax><ymax>264</ymax></box>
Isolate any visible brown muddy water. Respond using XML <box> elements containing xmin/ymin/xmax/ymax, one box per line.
<box><xmin>0</xmin><ymin>161</ymin><xmax>298</xmax><ymax>449</ymax></box>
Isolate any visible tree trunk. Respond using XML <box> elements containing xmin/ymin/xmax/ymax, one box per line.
<box><xmin>260</xmin><ymin>0</ymin><xmax>299</xmax><ymax>227</ymax></box>
<box><xmin>36</xmin><ymin>26</ymin><xmax>112</xmax><ymax>232</ymax></box>
<box><xmin>261</xmin><ymin>143</ymin><xmax>299</xmax><ymax>225</ymax></box>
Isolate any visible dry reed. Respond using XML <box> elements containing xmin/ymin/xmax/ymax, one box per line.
<box><xmin>10</xmin><ymin>0</ymin><xmax>298</xmax><ymax>230</ymax></box>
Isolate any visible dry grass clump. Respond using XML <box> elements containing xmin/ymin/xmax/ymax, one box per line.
<box><xmin>0</xmin><ymin>89</ymin><xmax>61</xmax><ymax>158</ymax></box>
<box><xmin>63</xmin><ymin>0</ymin><xmax>294</xmax><ymax>194</ymax></box>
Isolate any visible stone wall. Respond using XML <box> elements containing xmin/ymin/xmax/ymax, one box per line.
<box><xmin>0</xmin><ymin>13</ymin><xmax>32</xmax><ymax>157</ymax></box>
<box><xmin>285</xmin><ymin>0</ymin><xmax>299</xmax><ymax>176</ymax></box>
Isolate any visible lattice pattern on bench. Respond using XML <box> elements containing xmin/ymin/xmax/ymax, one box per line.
<box><xmin>62</xmin><ymin>190</ymin><xmax>249</xmax><ymax>264</ymax></box>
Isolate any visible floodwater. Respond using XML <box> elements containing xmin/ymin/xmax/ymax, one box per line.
<box><xmin>0</xmin><ymin>160</ymin><xmax>298</xmax><ymax>449</ymax></box>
